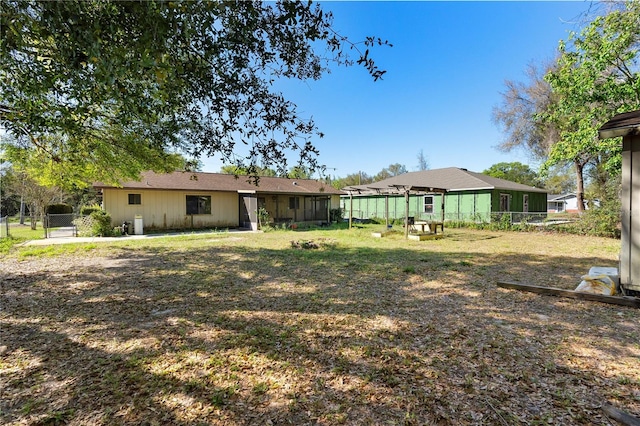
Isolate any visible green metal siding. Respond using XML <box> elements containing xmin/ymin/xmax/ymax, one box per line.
<box><xmin>490</xmin><ymin>190</ymin><xmax>546</xmax><ymax>212</ymax></box>
<box><xmin>342</xmin><ymin>189</ymin><xmax>546</xmax><ymax>222</ymax></box>
<box><xmin>444</xmin><ymin>191</ymin><xmax>492</xmax><ymax>221</ymax></box>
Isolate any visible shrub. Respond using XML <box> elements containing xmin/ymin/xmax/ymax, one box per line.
<box><xmin>571</xmin><ymin>203</ymin><xmax>621</xmax><ymax>238</ymax></box>
<box><xmin>329</xmin><ymin>208</ymin><xmax>343</xmax><ymax>222</ymax></box>
<box><xmin>80</xmin><ymin>204</ymin><xmax>102</xmax><ymax>216</ymax></box>
<box><xmin>46</xmin><ymin>204</ymin><xmax>73</xmax><ymax>214</ymax></box>
<box><xmin>257</xmin><ymin>207</ymin><xmax>272</xmax><ymax>230</ymax></box>
<box><xmin>90</xmin><ymin>210</ymin><xmax>114</xmax><ymax>237</ymax></box>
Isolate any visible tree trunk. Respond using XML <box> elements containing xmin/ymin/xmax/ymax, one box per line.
<box><xmin>574</xmin><ymin>160</ymin><xmax>586</xmax><ymax>212</ymax></box>
<box><xmin>30</xmin><ymin>204</ymin><xmax>36</xmax><ymax>230</ymax></box>
<box><xmin>19</xmin><ymin>195</ymin><xmax>25</xmax><ymax>224</ymax></box>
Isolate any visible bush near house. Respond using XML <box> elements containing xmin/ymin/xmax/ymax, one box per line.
<box><xmin>80</xmin><ymin>204</ymin><xmax>102</xmax><ymax>216</ymax></box>
<box><xmin>75</xmin><ymin>210</ymin><xmax>115</xmax><ymax>237</ymax></box>
<box><xmin>45</xmin><ymin>204</ymin><xmax>73</xmax><ymax>214</ymax></box>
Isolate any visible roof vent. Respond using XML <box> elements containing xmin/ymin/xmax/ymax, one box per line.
<box><xmin>293</xmin><ymin>181</ymin><xmax>298</xmax><ymax>186</ymax></box>
<box><xmin>460</xmin><ymin>168</ymin><xmax>468</xmax><ymax>172</ymax></box>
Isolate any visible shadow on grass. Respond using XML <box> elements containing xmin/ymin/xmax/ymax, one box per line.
<box><xmin>1</xmin><ymin>236</ymin><xmax>635</xmax><ymax>425</ymax></box>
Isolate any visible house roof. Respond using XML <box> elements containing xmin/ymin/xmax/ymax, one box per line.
<box><xmin>94</xmin><ymin>171</ymin><xmax>343</xmax><ymax>196</ymax></box>
<box><xmin>343</xmin><ymin>167</ymin><xmax>547</xmax><ymax>194</ymax></box>
<box><xmin>547</xmin><ymin>193</ymin><xmax>575</xmax><ymax>202</ymax></box>
<box><xmin>599</xmin><ymin>110</ymin><xmax>640</xmax><ymax>139</ymax></box>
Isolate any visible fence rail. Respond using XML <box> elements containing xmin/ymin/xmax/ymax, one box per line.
<box><xmin>341</xmin><ymin>210</ymin><xmax>549</xmax><ymax>225</ymax></box>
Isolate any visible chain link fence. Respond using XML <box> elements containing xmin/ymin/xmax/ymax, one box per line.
<box><xmin>45</xmin><ymin>213</ymin><xmax>77</xmax><ymax>238</ymax></box>
<box><xmin>342</xmin><ymin>209</ymin><xmax>549</xmax><ymax>225</ymax></box>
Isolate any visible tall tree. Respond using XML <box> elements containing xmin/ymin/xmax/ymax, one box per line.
<box><xmin>331</xmin><ymin>171</ymin><xmax>373</xmax><ymax>189</ymax></box>
<box><xmin>0</xmin><ymin>1</ymin><xmax>389</xmax><ymax>185</ymax></box>
<box><xmin>416</xmin><ymin>149</ymin><xmax>430</xmax><ymax>171</ymax></box>
<box><xmin>288</xmin><ymin>166</ymin><xmax>312</xmax><ymax>179</ymax></box>
<box><xmin>492</xmin><ymin>62</ymin><xmax>559</xmax><ymax>161</ymax></box>
<box><xmin>374</xmin><ymin>163</ymin><xmax>407</xmax><ymax>181</ymax></box>
<box><xmin>0</xmin><ymin>159</ymin><xmax>21</xmax><ymax>217</ymax></box>
<box><xmin>542</xmin><ymin>1</ymin><xmax>640</xmax><ymax>211</ymax></box>
<box><xmin>482</xmin><ymin>162</ymin><xmax>542</xmax><ymax>187</ymax></box>
<box><xmin>542</xmin><ymin>164</ymin><xmax>575</xmax><ymax>195</ymax></box>
<box><xmin>7</xmin><ymin>170</ymin><xmax>63</xmax><ymax>230</ymax></box>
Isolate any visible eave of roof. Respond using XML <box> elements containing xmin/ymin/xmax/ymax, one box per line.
<box><xmin>599</xmin><ymin>110</ymin><xmax>640</xmax><ymax>139</ymax></box>
<box><xmin>548</xmin><ymin>193</ymin><xmax>575</xmax><ymax>201</ymax></box>
<box><xmin>94</xmin><ymin>171</ymin><xmax>344</xmax><ymax>196</ymax></box>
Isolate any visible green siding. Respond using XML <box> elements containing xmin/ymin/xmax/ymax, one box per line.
<box><xmin>341</xmin><ymin>189</ymin><xmax>546</xmax><ymax>222</ymax></box>
<box><xmin>444</xmin><ymin>191</ymin><xmax>492</xmax><ymax>221</ymax></box>
<box><xmin>490</xmin><ymin>190</ymin><xmax>547</xmax><ymax>212</ymax></box>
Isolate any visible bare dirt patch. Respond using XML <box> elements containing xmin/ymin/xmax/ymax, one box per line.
<box><xmin>1</xmin><ymin>229</ymin><xmax>637</xmax><ymax>425</ymax></box>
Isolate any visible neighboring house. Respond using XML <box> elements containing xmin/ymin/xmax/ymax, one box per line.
<box><xmin>94</xmin><ymin>171</ymin><xmax>343</xmax><ymax>232</ymax></box>
<box><xmin>547</xmin><ymin>193</ymin><xmax>579</xmax><ymax>213</ymax></box>
<box><xmin>547</xmin><ymin>194</ymin><xmax>599</xmax><ymax>213</ymax></box>
<box><xmin>341</xmin><ymin>167</ymin><xmax>547</xmax><ymax>222</ymax></box>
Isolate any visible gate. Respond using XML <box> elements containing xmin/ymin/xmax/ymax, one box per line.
<box><xmin>45</xmin><ymin>213</ymin><xmax>77</xmax><ymax>238</ymax></box>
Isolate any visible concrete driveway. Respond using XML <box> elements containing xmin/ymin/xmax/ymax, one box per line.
<box><xmin>21</xmin><ymin>229</ymin><xmax>255</xmax><ymax>246</ymax></box>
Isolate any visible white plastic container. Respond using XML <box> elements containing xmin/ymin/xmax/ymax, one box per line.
<box><xmin>134</xmin><ymin>215</ymin><xmax>143</xmax><ymax>235</ymax></box>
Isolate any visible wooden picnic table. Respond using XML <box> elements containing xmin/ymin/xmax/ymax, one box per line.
<box><xmin>412</xmin><ymin>221</ymin><xmax>444</xmax><ymax>234</ymax></box>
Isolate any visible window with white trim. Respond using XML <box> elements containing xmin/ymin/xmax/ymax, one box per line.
<box><xmin>423</xmin><ymin>195</ymin><xmax>434</xmax><ymax>214</ymax></box>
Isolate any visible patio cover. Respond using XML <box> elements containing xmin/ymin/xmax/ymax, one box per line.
<box><xmin>343</xmin><ymin>183</ymin><xmax>448</xmax><ymax>239</ymax></box>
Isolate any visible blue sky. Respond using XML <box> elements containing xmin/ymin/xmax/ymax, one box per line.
<box><xmin>201</xmin><ymin>1</ymin><xmax>595</xmax><ymax>179</ymax></box>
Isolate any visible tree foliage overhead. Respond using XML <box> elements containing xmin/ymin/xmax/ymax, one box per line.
<box><xmin>494</xmin><ymin>2</ymin><xmax>640</xmax><ymax>212</ymax></box>
<box><xmin>0</xmin><ymin>0</ymin><xmax>389</xmax><ymax>185</ymax></box>
<box><xmin>542</xmin><ymin>1</ymin><xmax>640</xmax><ymax>210</ymax></box>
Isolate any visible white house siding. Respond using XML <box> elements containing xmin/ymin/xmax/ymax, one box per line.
<box><xmin>103</xmin><ymin>189</ymin><xmax>239</xmax><ymax>229</ymax></box>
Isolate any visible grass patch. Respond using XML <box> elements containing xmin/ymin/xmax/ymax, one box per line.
<box><xmin>1</xmin><ymin>226</ymin><xmax>634</xmax><ymax>425</ymax></box>
<box><xmin>16</xmin><ymin>243</ymin><xmax>98</xmax><ymax>260</ymax></box>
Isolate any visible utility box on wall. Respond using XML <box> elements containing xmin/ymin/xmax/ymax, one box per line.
<box><xmin>599</xmin><ymin>110</ymin><xmax>640</xmax><ymax>294</ymax></box>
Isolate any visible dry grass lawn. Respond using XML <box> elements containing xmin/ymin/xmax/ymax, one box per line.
<box><xmin>1</xmin><ymin>227</ymin><xmax>638</xmax><ymax>425</ymax></box>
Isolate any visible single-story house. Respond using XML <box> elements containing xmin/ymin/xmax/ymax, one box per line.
<box><xmin>341</xmin><ymin>167</ymin><xmax>548</xmax><ymax>223</ymax></box>
<box><xmin>547</xmin><ymin>193</ymin><xmax>579</xmax><ymax>213</ymax></box>
<box><xmin>94</xmin><ymin>171</ymin><xmax>343</xmax><ymax>232</ymax></box>
<box><xmin>547</xmin><ymin>193</ymin><xmax>598</xmax><ymax>213</ymax></box>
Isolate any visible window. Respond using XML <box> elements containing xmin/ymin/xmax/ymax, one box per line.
<box><xmin>289</xmin><ymin>196</ymin><xmax>299</xmax><ymax>210</ymax></box>
<box><xmin>500</xmin><ymin>193</ymin><xmax>511</xmax><ymax>212</ymax></box>
<box><xmin>523</xmin><ymin>194</ymin><xmax>529</xmax><ymax>213</ymax></box>
<box><xmin>423</xmin><ymin>196</ymin><xmax>434</xmax><ymax>214</ymax></box>
<box><xmin>186</xmin><ymin>195</ymin><xmax>211</xmax><ymax>215</ymax></box>
<box><xmin>128</xmin><ymin>193</ymin><xmax>141</xmax><ymax>205</ymax></box>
